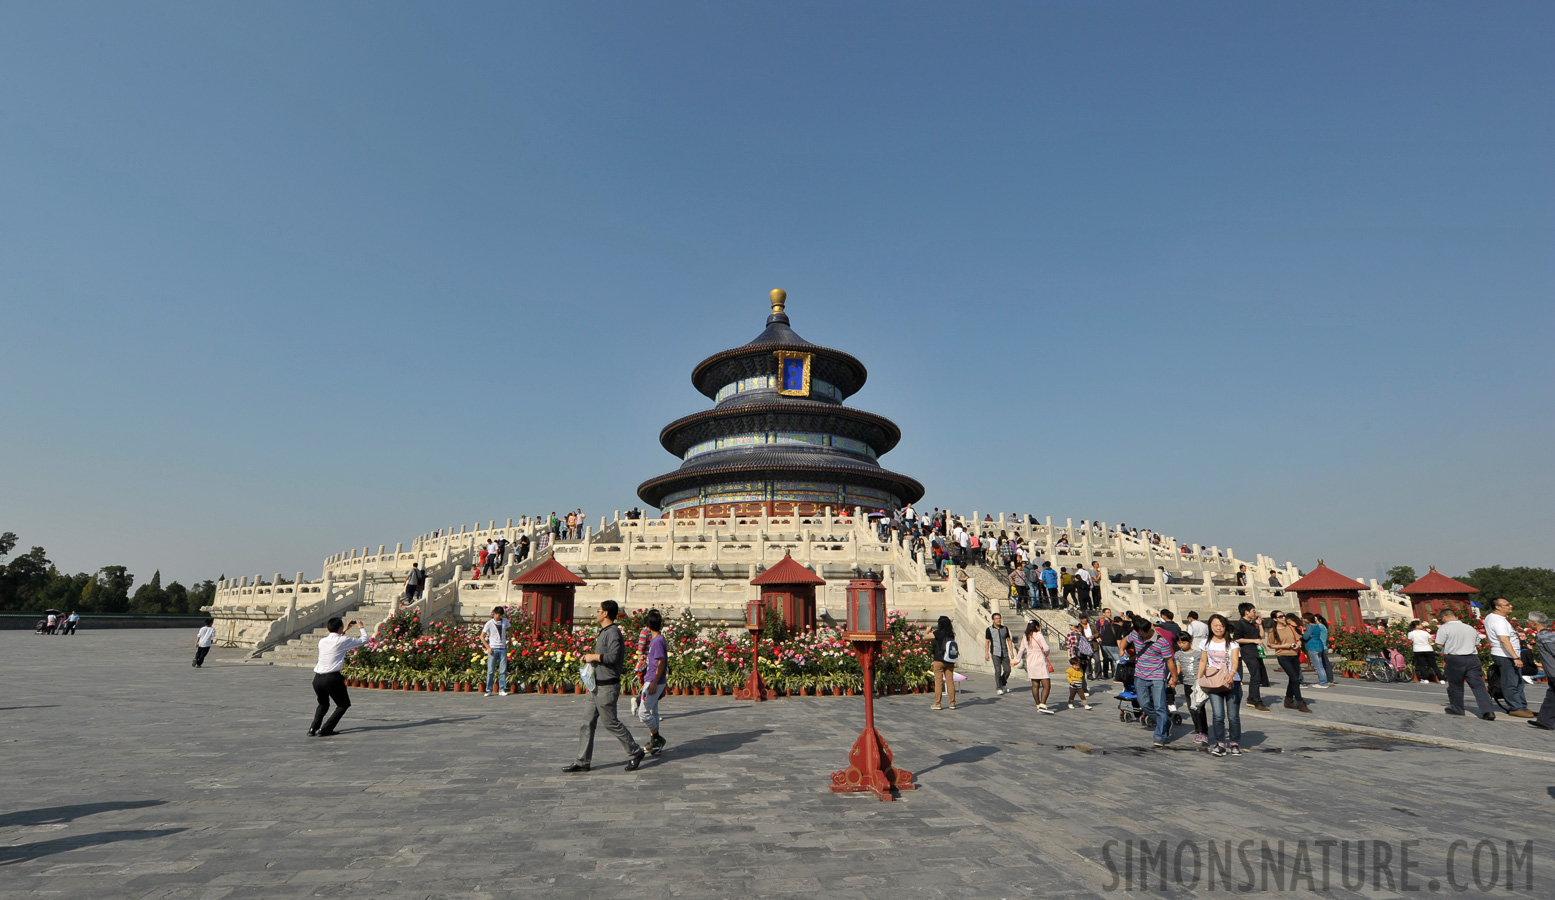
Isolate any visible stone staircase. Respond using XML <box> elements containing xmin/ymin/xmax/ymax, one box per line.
<box><xmin>262</xmin><ymin>599</ymin><xmax>398</xmax><ymax>667</ymax></box>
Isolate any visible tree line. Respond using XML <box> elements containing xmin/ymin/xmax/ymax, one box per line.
<box><xmin>0</xmin><ymin>532</ymin><xmax>215</xmax><ymax>616</ymax></box>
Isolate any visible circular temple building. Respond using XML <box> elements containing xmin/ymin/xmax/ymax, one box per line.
<box><xmin>638</xmin><ymin>290</ymin><xmax>924</xmax><ymax>518</ymax></box>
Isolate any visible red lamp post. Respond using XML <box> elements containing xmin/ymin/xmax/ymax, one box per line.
<box><xmin>830</xmin><ymin>574</ymin><xmax>915</xmax><ymax>801</ymax></box>
<box><xmin>734</xmin><ymin>597</ymin><xmax>770</xmax><ymax>701</ymax></box>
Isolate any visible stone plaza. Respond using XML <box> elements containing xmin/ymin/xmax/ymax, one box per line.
<box><xmin>4</xmin><ymin>629</ymin><xmax>1552</xmax><ymax>899</ymax></box>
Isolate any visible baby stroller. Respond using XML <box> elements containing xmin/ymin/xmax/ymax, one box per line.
<box><xmin>1115</xmin><ymin>657</ymin><xmax>1142</xmax><ymax>722</ymax></box>
<box><xmin>1114</xmin><ymin>658</ymin><xmax>1186</xmax><ymax>728</ymax></box>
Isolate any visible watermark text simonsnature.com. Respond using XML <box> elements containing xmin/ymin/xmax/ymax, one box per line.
<box><xmin>1100</xmin><ymin>839</ymin><xmax>1533</xmax><ymax>893</ymax></box>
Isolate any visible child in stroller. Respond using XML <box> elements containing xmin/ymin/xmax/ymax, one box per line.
<box><xmin>1115</xmin><ymin>650</ymin><xmax>1142</xmax><ymax>721</ymax></box>
<box><xmin>1115</xmin><ymin>647</ymin><xmax>1186</xmax><ymax>728</ymax></box>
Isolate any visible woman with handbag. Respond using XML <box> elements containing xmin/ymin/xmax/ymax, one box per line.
<box><xmin>1197</xmin><ymin>614</ymin><xmax>1242</xmax><ymax>757</ymax></box>
<box><xmin>1266</xmin><ymin>613</ymin><xmax>1312</xmax><ymax>713</ymax></box>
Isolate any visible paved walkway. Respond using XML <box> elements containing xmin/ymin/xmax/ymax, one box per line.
<box><xmin>3</xmin><ymin>631</ymin><xmax>1552</xmax><ymax>898</ymax></box>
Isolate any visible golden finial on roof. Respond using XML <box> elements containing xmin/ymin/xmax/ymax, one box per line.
<box><xmin>1429</xmin><ymin>565</ymin><xmax>1437</xmax><ymax>572</ymax></box>
<box><xmin>771</xmin><ymin>288</ymin><xmax>787</xmax><ymax>315</ymax></box>
<box><xmin>1317</xmin><ymin>558</ymin><xmax>1325</xmax><ymax>567</ymax></box>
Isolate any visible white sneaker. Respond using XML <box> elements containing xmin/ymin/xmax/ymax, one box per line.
<box><xmin>498</xmin><ymin>689</ymin><xmax>509</xmax><ymax>696</ymax></box>
<box><xmin>483</xmin><ymin>691</ymin><xmax>491</xmax><ymax>697</ymax></box>
<box><xmin>1038</xmin><ymin>705</ymin><xmax>1056</xmax><ymax>715</ymax></box>
<box><xmin>1082</xmin><ymin>704</ymin><xmax>1094</xmax><ymax>710</ymax></box>
<box><xmin>996</xmin><ymin>688</ymin><xmax>1005</xmax><ymax>695</ymax></box>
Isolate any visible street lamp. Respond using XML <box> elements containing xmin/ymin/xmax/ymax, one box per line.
<box><xmin>734</xmin><ymin>597</ymin><xmax>770</xmax><ymax>701</ymax></box>
<box><xmin>830</xmin><ymin>574</ymin><xmax>915</xmax><ymax>800</ymax></box>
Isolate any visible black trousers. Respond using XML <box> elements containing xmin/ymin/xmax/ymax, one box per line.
<box><xmin>1444</xmin><ymin>654</ymin><xmax>1494</xmax><ymax>715</ymax></box>
<box><xmin>1277</xmin><ymin>655</ymin><xmax>1304</xmax><ymax>703</ymax></box>
<box><xmin>1239</xmin><ymin>653</ymin><xmax>1268</xmax><ymax>706</ymax></box>
<box><xmin>193</xmin><ymin>646</ymin><xmax>210</xmax><ymax>667</ymax></box>
<box><xmin>311</xmin><ymin>671</ymin><xmax>352</xmax><ymax>733</ymax></box>
<box><xmin>1414</xmin><ymin>650</ymin><xmax>1442</xmax><ymax>682</ymax></box>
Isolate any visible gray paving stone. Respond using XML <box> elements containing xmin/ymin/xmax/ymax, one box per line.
<box><xmin>3</xmin><ymin>630</ymin><xmax>1553</xmax><ymax>898</ymax></box>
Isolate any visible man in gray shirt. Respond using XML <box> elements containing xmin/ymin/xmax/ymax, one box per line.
<box><xmin>984</xmin><ymin>613</ymin><xmax>1015</xmax><ymax>695</ymax></box>
<box><xmin>565</xmin><ymin>600</ymin><xmax>646</xmax><ymax>773</ymax></box>
<box><xmin>1435</xmin><ymin>607</ymin><xmax>1496</xmax><ymax>721</ymax></box>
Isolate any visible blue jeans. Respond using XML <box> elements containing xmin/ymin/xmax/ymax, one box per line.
<box><xmin>1137</xmin><ymin>677</ymin><xmax>1170</xmax><ymax>742</ymax></box>
<box><xmin>1207</xmin><ymin>682</ymin><xmax>1243</xmax><ymax>746</ymax></box>
<box><xmin>1495</xmin><ymin>656</ymin><xmax>1527</xmax><ymax>711</ymax></box>
<box><xmin>485</xmin><ymin>647</ymin><xmax>507</xmax><ymax>692</ymax></box>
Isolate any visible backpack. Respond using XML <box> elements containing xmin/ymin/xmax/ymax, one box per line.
<box><xmin>943</xmin><ymin>638</ymin><xmax>960</xmax><ymax>663</ymax></box>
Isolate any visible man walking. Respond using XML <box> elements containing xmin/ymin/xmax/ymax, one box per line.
<box><xmin>984</xmin><ymin>613</ymin><xmax>1015</xmax><ymax>695</ymax></box>
<box><xmin>1485</xmin><ymin>597</ymin><xmax>1534</xmax><ymax>718</ymax></box>
<box><xmin>1126</xmin><ymin>617</ymin><xmax>1180</xmax><ymax>748</ymax></box>
<box><xmin>1526</xmin><ymin>611</ymin><xmax>1555</xmax><ymax>732</ymax></box>
<box><xmin>1041</xmin><ymin>563</ymin><xmax>1058</xmax><ymax>609</ymax></box>
<box><xmin>1435</xmin><ymin>607</ymin><xmax>1497</xmax><ymax>721</ymax></box>
<box><xmin>1233</xmin><ymin>603</ymin><xmax>1271</xmax><ymax>711</ymax></box>
<box><xmin>482</xmin><ymin>607</ymin><xmax>509</xmax><ymax>696</ymax></box>
<box><xmin>310</xmin><ymin>617</ymin><xmax>367</xmax><ymax>737</ymax></box>
<box><xmin>404</xmin><ymin>564</ymin><xmax>424</xmax><ymax>607</ymax></box>
<box><xmin>565</xmin><ymin>601</ymin><xmax>646</xmax><ymax>773</ymax></box>
<box><xmin>193</xmin><ymin>617</ymin><xmax>215</xmax><ymax>667</ymax></box>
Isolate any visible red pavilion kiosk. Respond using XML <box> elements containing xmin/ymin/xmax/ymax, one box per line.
<box><xmin>1286</xmin><ymin>559</ymin><xmax>1369</xmax><ymax>627</ymax></box>
<box><xmin>510</xmin><ymin>557</ymin><xmax>586</xmax><ymax>635</ymax></box>
<box><xmin>750</xmin><ymin>552</ymin><xmax>826</xmax><ymax>633</ymax></box>
<box><xmin>1399</xmin><ymin>566</ymin><xmax>1479</xmax><ymax>622</ymax></box>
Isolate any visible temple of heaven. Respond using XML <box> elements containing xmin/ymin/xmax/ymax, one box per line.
<box><xmin>638</xmin><ymin>290</ymin><xmax>925</xmax><ymax>518</ymax></box>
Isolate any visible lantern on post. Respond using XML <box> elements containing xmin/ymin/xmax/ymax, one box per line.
<box><xmin>734</xmin><ymin>596</ymin><xmax>770</xmax><ymax>701</ymax></box>
<box><xmin>830</xmin><ymin>573</ymin><xmax>915</xmax><ymax>800</ymax></box>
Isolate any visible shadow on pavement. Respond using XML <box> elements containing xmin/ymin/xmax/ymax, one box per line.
<box><xmin>0</xmin><ymin>705</ymin><xmax>61</xmax><ymax>712</ymax></box>
<box><xmin>665</xmin><ymin>705</ymin><xmax>743</xmax><ymax>720</ymax></box>
<box><xmin>0</xmin><ymin>800</ymin><xmax>166</xmax><ymax>829</ymax></box>
<box><xmin>913</xmin><ymin>743</ymin><xmax>1000</xmax><ymax>776</ymax></box>
<box><xmin>340</xmin><ymin>715</ymin><xmax>484</xmax><ymax>733</ymax></box>
<box><xmin>662</xmin><ymin>729</ymin><xmax>773</xmax><ymax>761</ymax></box>
<box><xmin>0</xmin><ymin>828</ymin><xmax>186</xmax><ymax>866</ymax></box>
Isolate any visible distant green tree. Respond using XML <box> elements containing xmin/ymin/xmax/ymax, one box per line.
<box><xmin>1384</xmin><ymin>565</ymin><xmax>1417</xmax><ymax>590</ymax></box>
<box><xmin>0</xmin><ymin>545</ymin><xmax>54</xmax><ymax>610</ymax></box>
<box><xmin>83</xmin><ymin>566</ymin><xmax>134</xmax><ymax>614</ymax></box>
<box><xmin>187</xmin><ymin>580</ymin><xmax>216</xmax><ymax>614</ymax></box>
<box><xmin>0</xmin><ymin>531</ymin><xmax>16</xmax><ymax>559</ymax></box>
<box><xmin>1459</xmin><ymin>566</ymin><xmax>1555</xmax><ymax>619</ymax></box>
<box><xmin>163</xmin><ymin>580</ymin><xmax>189</xmax><ymax>615</ymax></box>
<box><xmin>130</xmin><ymin>569</ymin><xmax>167</xmax><ymax>614</ymax></box>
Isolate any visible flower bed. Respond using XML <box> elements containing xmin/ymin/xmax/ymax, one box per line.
<box><xmin>1329</xmin><ymin>616</ymin><xmax>1541</xmax><ymax>667</ymax></box>
<box><xmin>341</xmin><ymin>608</ymin><xmax>935</xmax><ymax>695</ymax></box>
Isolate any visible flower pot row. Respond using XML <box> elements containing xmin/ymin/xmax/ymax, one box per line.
<box><xmin>341</xmin><ymin>677</ymin><xmax>933</xmax><ymax>695</ymax></box>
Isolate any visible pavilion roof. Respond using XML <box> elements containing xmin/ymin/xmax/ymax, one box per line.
<box><xmin>1285</xmin><ymin>561</ymin><xmax>1369</xmax><ymax>593</ymax></box>
<box><xmin>1399</xmin><ymin>566</ymin><xmax>1479</xmax><ymax>596</ymax></box>
<box><xmin>751</xmin><ymin>554</ymin><xmax>826</xmax><ymax>586</ymax></box>
<box><xmin>511</xmin><ymin>557</ymin><xmax>586</xmax><ymax>586</ymax></box>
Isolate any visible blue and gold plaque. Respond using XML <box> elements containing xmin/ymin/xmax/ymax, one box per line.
<box><xmin>774</xmin><ymin>351</ymin><xmax>812</xmax><ymax>397</ymax></box>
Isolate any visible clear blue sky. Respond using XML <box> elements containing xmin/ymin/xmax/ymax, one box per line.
<box><xmin>1</xmin><ymin>3</ymin><xmax>1550</xmax><ymax>587</ymax></box>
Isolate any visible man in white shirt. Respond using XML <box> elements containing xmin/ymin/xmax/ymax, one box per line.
<box><xmin>1074</xmin><ymin>566</ymin><xmax>1093</xmax><ymax>611</ymax></box>
<box><xmin>311</xmin><ymin>617</ymin><xmax>368</xmax><ymax>737</ymax></box>
<box><xmin>1186</xmin><ymin>611</ymin><xmax>1210</xmax><ymax>651</ymax></box>
<box><xmin>482</xmin><ymin>607</ymin><xmax>510</xmax><ymax>696</ymax></box>
<box><xmin>193</xmin><ymin>617</ymin><xmax>215</xmax><ymax>668</ymax></box>
<box><xmin>1484</xmin><ymin>597</ymin><xmax>1532</xmax><ymax>717</ymax></box>
<box><xmin>1435</xmin><ymin>607</ymin><xmax>1496</xmax><ymax>720</ymax></box>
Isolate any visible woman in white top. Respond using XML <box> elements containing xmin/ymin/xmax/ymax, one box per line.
<box><xmin>311</xmin><ymin>617</ymin><xmax>367</xmax><ymax>737</ymax></box>
<box><xmin>1408</xmin><ymin>620</ymin><xmax>1442</xmax><ymax>684</ymax></box>
<box><xmin>1014</xmin><ymin>620</ymin><xmax>1056</xmax><ymax>713</ymax></box>
<box><xmin>1196</xmin><ymin>614</ymin><xmax>1242</xmax><ymax>758</ymax></box>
